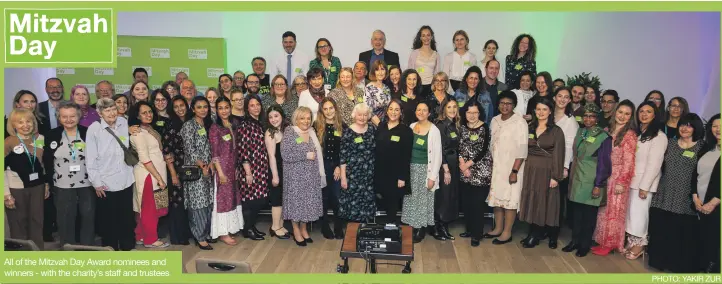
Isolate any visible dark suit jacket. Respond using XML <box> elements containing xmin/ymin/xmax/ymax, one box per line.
<box><xmin>37</xmin><ymin>101</ymin><xmax>55</xmax><ymax>135</ymax></box>
<box><xmin>359</xmin><ymin>49</ymin><xmax>400</xmax><ymax>79</ymax></box>
<box><xmin>42</xmin><ymin>125</ymin><xmax>88</xmax><ymax>187</ymax></box>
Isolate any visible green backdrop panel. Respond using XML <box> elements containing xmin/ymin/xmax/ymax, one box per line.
<box><xmin>56</xmin><ymin>35</ymin><xmax>226</xmax><ymax>103</ymax></box>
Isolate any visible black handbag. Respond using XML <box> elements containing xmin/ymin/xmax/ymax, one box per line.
<box><xmin>179</xmin><ymin>166</ymin><xmax>201</xmax><ymax>182</ymax></box>
<box><xmin>105</xmin><ymin>127</ymin><xmax>139</xmax><ymax>166</ymax></box>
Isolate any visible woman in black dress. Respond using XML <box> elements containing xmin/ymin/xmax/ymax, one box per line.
<box><xmin>161</xmin><ymin>96</ymin><xmax>193</xmax><ymax>245</ymax></box>
<box><xmin>434</xmin><ymin>98</ymin><xmax>461</xmax><ymax>240</ymax></box>
<box><xmin>375</xmin><ymin>99</ymin><xmax>413</xmax><ymax>225</ymax></box>
<box><xmin>264</xmin><ymin>105</ymin><xmax>291</xmax><ymax>239</ymax></box>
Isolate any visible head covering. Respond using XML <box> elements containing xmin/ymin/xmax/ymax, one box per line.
<box><xmin>583</xmin><ymin>103</ymin><xmax>601</xmax><ymax>115</ymax></box>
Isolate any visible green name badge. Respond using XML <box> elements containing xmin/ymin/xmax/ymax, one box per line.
<box><xmin>156</xmin><ymin>121</ymin><xmax>165</xmax><ymax>127</ymax></box>
<box><xmin>387</xmin><ymin>65</ymin><xmax>391</xmax><ymax>70</ymax></box>
<box><xmin>417</xmin><ymin>67</ymin><xmax>425</xmax><ymax>73</ymax></box>
<box><xmin>390</xmin><ymin>135</ymin><xmax>400</xmax><ymax>142</ymax></box>
<box><xmin>197</xmin><ymin>128</ymin><xmax>206</xmax><ymax>136</ymax></box>
<box><xmin>358</xmin><ymin>97</ymin><xmax>364</xmax><ymax>103</ymax></box>
<box><xmin>354</xmin><ymin>137</ymin><xmax>363</xmax><ymax>143</ymax></box>
<box><xmin>529</xmin><ymin>134</ymin><xmax>535</xmax><ymax>139</ymax></box>
<box><xmin>683</xmin><ymin>150</ymin><xmax>695</xmax><ymax>158</ymax></box>
<box><xmin>330</xmin><ymin>66</ymin><xmax>337</xmax><ymax>72</ymax></box>
<box><xmin>575</xmin><ymin>116</ymin><xmax>582</xmax><ymax>122</ymax></box>
<box><xmin>416</xmin><ymin>138</ymin><xmax>425</xmax><ymax>145</ymax></box>
<box><xmin>463</xmin><ymin>60</ymin><xmax>470</xmax><ymax>66</ymax></box>
<box><xmin>119</xmin><ymin>136</ymin><xmax>127</xmax><ymax>142</ymax></box>
<box><xmin>34</xmin><ymin>139</ymin><xmax>45</xmax><ymax>148</ymax></box>
<box><xmin>222</xmin><ymin>134</ymin><xmax>232</xmax><ymax>141</ymax></box>
<box><xmin>498</xmin><ymin>90</ymin><xmax>502</xmax><ymax>94</ymax></box>
<box><xmin>401</xmin><ymin>96</ymin><xmax>408</xmax><ymax>102</ymax></box>
<box><xmin>295</xmin><ymin>137</ymin><xmax>303</xmax><ymax>144</ymax></box>
<box><xmin>470</xmin><ymin>135</ymin><xmax>479</xmax><ymax>141</ymax></box>
<box><xmin>74</xmin><ymin>142</ymin><xmax>86</xmax><ymax>149</ymax></box>
<box><xmin>514</xmin><ymin>63</ymin><xmax>522</xmax><ymax>70</ymax></box>
<box><xmin>295</xmin><ymin>67</ymin><xmax>302</xmax><ymax>73</ymax></box>
<box><xmin>450</xmin><ymin>132</ymin><xmax>457</xmax><ymax>138</ymax></box>
<box><xmin>457</xmin><ymin>101</ymin><xmax>465</xmax><ymax>108</ymax></box>
<box><xmin>586</xmin><ymin>136</ymin><xmax>596</xmax><ymax>143</ymax></box>
<box><xmin>334</xmin><ymin>130</ymin><xmax>341</xmax><ymax>137</ymax></box>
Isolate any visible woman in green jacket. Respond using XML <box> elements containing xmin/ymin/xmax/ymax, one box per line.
<box><xmin>563</xmin><ymin>103</ymin><xmax>613</xmax><ymax>257</ymax></box>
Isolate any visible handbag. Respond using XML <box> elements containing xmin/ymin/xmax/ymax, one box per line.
<box><xmin>153</xmin><ymin>187</ymin><xmax>169</xmax><ymax>210</ymax></box>
<box><xmin>179</xmin><ymin>165</ymin><xmax>201</xmax><ymax>182</ymax></box>
<box><xmin>105</xmin><ymin>127</ymin><xmax>139</xmax><ymax>166</ymax></box>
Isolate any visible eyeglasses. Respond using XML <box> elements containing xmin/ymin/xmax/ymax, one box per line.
<box><xmin>583</xmin><ymin>114</ymin><xmax>598</xmax><ymax>118</ymax></box>
<box><xmin>181</xmin><ymin>86</ymin><xmax>194</xmax><ymax>91</ymax></box>
<box><xmin>273</xmin><ymin>83</ymin><xmax>286</xmax><ymax>87</ymax></box>
<box><xmin>466</xmin><ymin>111</ymin><xmax>479</xmax><ymax>115</ymax></box>
<box><xmin>294</xmin><ymin>82</ymin><xmax>307</xmax><ymax>86</ymax></box>
<box><xmin>232</xmin><ymin>99</ymin><xmax>243</xmax><ymax>102</ymax></box>
<box><xmin>648</xmin><ymin>98</ymin><xmax>662</xmax><ymax>102</ymax></box>
<box><xmin>668</xmin><ymin>104</ymin><xmax>681</xmax><ymax>109</ymax></box>
<box><xmin>246</xmin><ymin>81</ymin><xmax>259</xmax><ymax>85</ymax></box>
<box><xmin>166</xmin><ymin>87</ymin><xmax>176</xmax><ymax>92</ymax></box>
<box><xmin>499</xmin><ymin>102</ymin><xmax>514</xmax><ymax>106</ymax></box>
<box><xmin>317</xmin><ymin>45</ymin><xmax>330</xmax><ymax>49</ymax></box>
<box><xmin>155</xmin><ymin>99</ymin><xmax>167</xmax><ymax>103</ymax></box>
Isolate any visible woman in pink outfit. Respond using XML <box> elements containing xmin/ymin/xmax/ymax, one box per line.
<box><xmin>592</xmin><ymin>99</ymin><xmax>637</xmax><ymax>256</ymax></box>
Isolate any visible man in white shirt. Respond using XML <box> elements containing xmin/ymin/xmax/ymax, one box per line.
<box><xmin>353</xmin><ymin>61</ymin><xmax>368</xmax><ymax>89</ymax></box>
<box><xmin>176</xmin><ymin>72</ymin><xmax>203</xmax><ymax>97</ymax></box>
<box><xmin>274</xmin><ymin>31</ymin><xmax>309</xmax><ymax>83</ymax></box>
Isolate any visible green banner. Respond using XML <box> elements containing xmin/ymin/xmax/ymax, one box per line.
<box><xmin>56</xmin><ymin>35</ymin><xmax>225</xmax><ymax>101</ymax></box>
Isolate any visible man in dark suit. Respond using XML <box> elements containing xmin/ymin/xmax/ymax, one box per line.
<box><xmin>37</xmin><ymin>77</ymin><xmax>65</xmax><ymax>242</ymax></box>
<box><xmin>37</xmin><ymin>77</ymin><xmax>65</xmax><ymax>136</ymax></box>
<box><xmin>358</xmin><ymin>30</ymin><xmax>400</xmax><ymax>79</ymax></box>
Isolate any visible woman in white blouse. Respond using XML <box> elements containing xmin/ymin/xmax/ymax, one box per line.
<box><xmin>552</xmin><ymin>87</ymin><xmax>579</xmax><ymax>228</ymax></box>
<box><xmin>298</xmin><ymin>68</ymin><xmax>329</xmax><ymax>122</ymax></box>
<box><xmin>624</xmin><ymin>101</ymin><xmax>667</xmax><ymax>259</ymax></box>
<box><xmin>408</xmin><ymin>25</ymin><xmax>441</xmax><ymax>95</ymax></box>
<box><xmin>512</xmin><ymin>71</ymin><xmax>535</xmax><ymax>117</ymax></box>
<box><xmin>443</xmin><ymin>30</ymin><xmax>477</xmax><ymax>92</ymax></box>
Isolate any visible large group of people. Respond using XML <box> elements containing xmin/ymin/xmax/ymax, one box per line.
<box><xmin>3</xmin><ymin>27</ymin><xmax>719</xmax><ymax>274</ymax></box>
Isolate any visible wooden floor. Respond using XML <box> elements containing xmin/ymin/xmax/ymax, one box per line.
<box><xmin>135</xmin><ymin>217</ymin><xmax>654</xmax><ymax>274</ymax></box>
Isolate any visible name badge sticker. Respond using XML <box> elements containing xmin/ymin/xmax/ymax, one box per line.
<box><xmin>197</xmin><ymin>128</ymin><xmax>206</xmax><ymax>136</ymax></box>
<box><xmin>354</xmin><ymin>137</ymin><xmax>363</xmax><ymax>144</ymax></box>
<box><xmin>69</xmin><ymin>165</ymin><xmax>81</xmax><ymax>172</ymax></box>
<box><xmin>29</xmin><ymin>173</ymin><xmax>39</xmax><ymax>181</ymax></box>
<box><xmin>390</xmin><ymin>135</ymin><xmax>400</xmax><ymax>142</ymax></box>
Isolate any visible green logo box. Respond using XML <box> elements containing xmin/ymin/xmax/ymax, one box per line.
<box><xmin>4</xmin><ymin>8</ymin><xmax>115</xmax><ymax>67</ymax></box>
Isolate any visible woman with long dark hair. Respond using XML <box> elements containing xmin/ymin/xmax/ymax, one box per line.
<box><xmin>453</xmin><ymin>66</ymin><xmax>484</xmax><ymax>108</ymax></box>
<box><xmin>524</xmin><ymin>71</ymin><xmax>553</xmax><ymax>121</ymax></box>
<box><xmin>375</xmin><ymin>99</ymin><xmax>413</xmax><ymax>226</ymax></box>
<box><xmin>505</xmin><ymin>34</ymin><xmax>537</xmax><ymax>89</ymax></box>
<box><xmin>624</xmin><ymin>101</ymin><xmax>667</xmax><ymax>260</ymax></box>
<box><xmin>518</xmin><ymin>97</ymin><xmax>566</xmax><ymax>249</ymax></box>
<box><xmin>434</xmin><ymin>98</ymin><xmax>461</xmax><ymax>240</ymax></box>
<box><xmin>162</xmin><ymin>96</ymin><xmax>192</xmax><ymax>245</ymax></box>
<box><xmin>236</xmin><ymin>95</ymin><xmax>270</xmax><ymax>240</ymax></box>
<box><xmin>181</xmin><ymin>96</ymin><xmax>215</xmax><ymax>250</ymax></box>
<box><xmin>314</xmin><ymin>98</ymin><xmax>345</xmax><ymax>239</ymax></box>
<box><xmin>644</xmin><ymin>90</ymin><xmax>666</xmax><ymax>121</ymax></box>
<box><xmin>408</xmin><ymin>26</ymin><xmax>441</xmax><ymax>95</ymax></box>
<box><xmin>265</xmin><ymin>105</ymin><xmax>291</xmax><ymax>239</ymax></box>
<box><xmin>309</xmin><ymin>38</ymin><xmax>343</xmax><ymax>90</ymax></box>
<box><xmin>694</xmin><ymin>113</ymin><xmax>721</xmax><ymax>273</ymax></box>
<box><xmin>397</xmin><ymin>69</ymin><xmax>424</xmax><ymax>126</ymax></box>
<box><xmin>663</xmin><ymin>96</ymin><xmax>690</xmax><ymax>139</ymax></box>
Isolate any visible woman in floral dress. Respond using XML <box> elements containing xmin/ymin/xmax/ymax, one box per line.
<box><xmin>364</xmin><ymin>60</ymin><xmax>391</xmax><ymax>126</ymax></box>
<box><xmin>339</xmin><ymin>103</ymin><xmax>377</xmax><ymax>225</ymax></box>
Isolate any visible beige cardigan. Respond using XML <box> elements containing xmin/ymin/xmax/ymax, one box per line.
<box><xmin>130</xmin><ymin>129</ymin><xmax>167</xmax><ymax>213</ymax></box>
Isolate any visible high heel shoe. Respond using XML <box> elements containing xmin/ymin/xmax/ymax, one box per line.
<box><xmin>196</xmin><ymin>241</ymin><xmax>213</xmax><ymax>250</ymax></box>
<box><xmin>294</xmin><ymin>237</ymin><xmax>307</xmax><ymax>247</ymax></box>
<box><xmin>625</xmin><ymin>248</ymin><xmax>645</xmax><ymax>260</ymax></box>
<box><xmin>269</xmin><ymin>227</ymin><xmax>290</xmax><ymax>240</ymax></box>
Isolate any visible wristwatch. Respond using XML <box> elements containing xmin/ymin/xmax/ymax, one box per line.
<box><xmin>511</xmin><ymin>169</ymin><xmax>519</xmax><ymax>174</ymax></box>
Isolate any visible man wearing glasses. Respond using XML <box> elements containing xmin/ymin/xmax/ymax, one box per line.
<box><xmin>91</xmin><ymin>80</ymin><xmax>115</xmax><ymax>108</ymax></box>
<box><xmin>353</xmin><ymin>61</ymin><xmax>368</xmax><ymax>90</ymax></box>
<box><xmin>274</xmin><ymin>31</ymin><xmax>309</xmax><ymax>84</ymax></box>
<box><xmin>244</xmin><ymin>74</ymin><xmax>262</xmax><ymax>99</ymax></box>
<box><xmin>175</xmin><ymin>72</ymin><xmax>203</xmax><ymax>97</ymax></box>
<box><xmin>38</xmin><ymin>77</ymin><xmax>66</xmax><ymax>134</ymax></box>
<box><xmin>180</xmin><ymin>79</ymin><xmax>197</xmax><ymax>105</ymax></box>
<box><xmin>598</xmin><ymin>90</ymin><xmax>619</xmax><ymax>129</ymax></box>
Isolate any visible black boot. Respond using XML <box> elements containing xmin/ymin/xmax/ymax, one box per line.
<box><xmin>333</xmin><ymin>218</ymin><xmax>345</xmax><ymax>240</ymax></box>
<box><xmin>252</xmin><ymin>226</ymin><xmax>266</xmax><ymax>237</ymax></box>
<box><xmin>431</xmin><ymin>222</ymin><xmax>446</xmax><ymax>240</ymax></box>
<box><xmin>520</xmin><ymin>224</ymin><xmax>533</xmax><ymax>244</ymax></box>
<box><xmin>547</xmin><ymin>225</ymin><xmax>559</xmax><ymax>249</ymax></box>
<box><xmin>413</xmin><ymin>227</ymin><xmax>426</xmax><ymax>243</ymax></box>
<box><xmin>522</xmin><ymin>225</ymin><xmax>540</xmax><ymax>248</ymax></box>
<box><xmin>321</xmin><ymin>217</ymin><xmax>334</xmax><ymax>239</ymax></box>
<box><xmin>440</xmin><ymin>222</ymin><xmax>454</xmax><ymax>240</ymax></box>
<box><xmin>562</xmin><ymin>241</ymin><xmax>578</xmax><ymax>252</ymax></box>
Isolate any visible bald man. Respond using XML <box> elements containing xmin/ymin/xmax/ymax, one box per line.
<box><xmin>358</xmin><ymin>30</ymin><xmax>400</xmax><ymax>79</ymax></box>
<box><xmin>176</xmin><ymin>72</ymin><xmax>204</xmax><ymax>97</ymax></box>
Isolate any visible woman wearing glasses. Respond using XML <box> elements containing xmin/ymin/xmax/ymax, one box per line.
<box><xmin>218</xmin><ymin>74</ymin><xmax>234</xmax><ymax>100</ymax></box>
<box><xmin>291</xmin><ymin>75</ymin><xmax>308</xmax><ymax>98</ymax></box>
<box><xmin>428</xmin><ymin>72</ymin><xmax>453</xmax><ymax>123</ymax></box>
<box><xmin>262</xmin><ymin>75</ymin><xmax>298</xmax><ymax>123</ymax></box>
<box><xmin>644</xmin><ymin>90</ymin><xmax>666</xmax><ymax>121</ymax></box>
<box><xmin>309</xmin><ymin>39</ymin><xmax>342</xmax><ymax>91</ymax></box>
<box><xmin>663</xmin><ymin>97</ymin><xmax>690</xmax><ymax>139</ymax></box>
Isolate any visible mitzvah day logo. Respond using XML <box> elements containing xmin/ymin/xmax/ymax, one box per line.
<box><xmin>5</xmin><ymin>8</ymin><xmax>114</xmax><ymax>64</ymax></box>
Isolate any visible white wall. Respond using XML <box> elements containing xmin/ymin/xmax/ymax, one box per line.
<box><xmin>5</xmin><ymin>12</ymin><xmax>720</xmax><ymax>119</ymax></box>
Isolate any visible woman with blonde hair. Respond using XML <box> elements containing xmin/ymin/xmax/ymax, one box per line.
<box><xmin>328</xmin><ymin>67</ymin><xmax>365</xmax><ymax>126</ymax></box>
<box><xmin>281</xmin><ymin>106</ymin><xmax>326</xmax><ymax>246</ymax></box>
<box><xmin>443</xmin><ymin>30</ymin><xmax>478</xmax><ymax>92</ymax></box>
<box><xmin>314</xmin><ymin>97</ymin><xmax>345</xmax><ymax>238</ymax></box>
<box><xmin>429</xmin><ymin>72</ymin><xmax>453</xmax><ymax>123</ymax></box>
<box><xmin>70</xmin><ymin>85</ymin><xmax>100</xmax><ymax>127</ymax></box>
<box><xmin>4</xmin><ymin>108</ymin><xmax>49</xmax><ymax>250</ymax></box>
